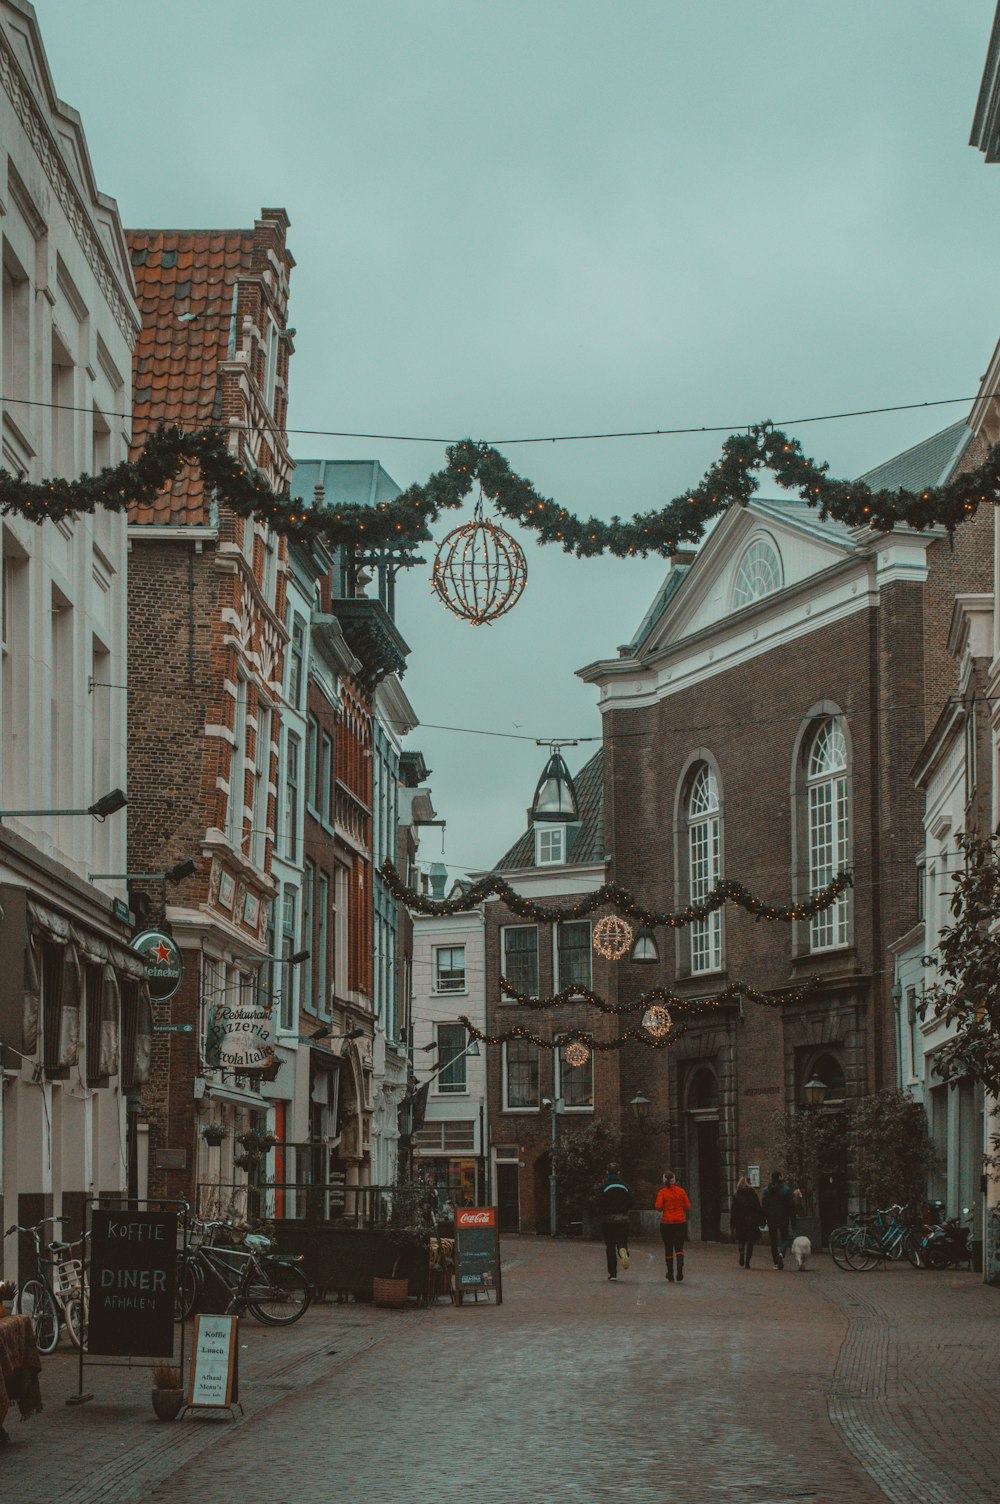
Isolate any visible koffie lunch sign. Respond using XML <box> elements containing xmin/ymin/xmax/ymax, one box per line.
<box><xmin>131</xmin><ymin>929</ymin><xmax>183</xmax><ymax>1003</ymax></box>
<box><xmin>87</xmin><ymin>1209</ymin><xmax>178</xmax><ymax>1357</ymax></box>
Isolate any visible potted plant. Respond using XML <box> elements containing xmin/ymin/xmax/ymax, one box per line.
<box><xmin>372</xmin><ymin>1175</ymin><xmax>434</xmax><ymax>1309</ymax></box>
<box><xmin>237</xmin><ymin>1130</ymin><xmax>278</xmax><ymax>1155</ymax></box>
<box><xmin>233</xmin><ymin>1152</ymin><xmax>255</xmax><ymax>1172</ymax></box>
<box><xmin>0</xmin><ymin>1279</ymin><xmax>15</xmax><ymax>1317</ymax></box>
<box><xmin>151</xmin><ymin>1363</ymin><xmax>185</xmax><ymax>1421</ymax></box>
<box><xmin>201</xmin><ymin>1121</ymin><xmax>228</xmax><ymax>1147</ymax></box>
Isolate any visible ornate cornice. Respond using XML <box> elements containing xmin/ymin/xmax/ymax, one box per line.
<box><xmin>0</xmin><ymin>27</ymin><xmax>138</xmax><ymax>343</ymax></box>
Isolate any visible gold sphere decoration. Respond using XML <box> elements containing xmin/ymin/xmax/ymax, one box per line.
<box><xmin>593</xmin><ymin>915</ymin><xmax>634</xmax><ymax>961</ymax></box>
<box><xmin>431</xmin><ymin>516</ymin><xmax>527</xmax><ymax>625</ymax></box>
<box><xmin>641</xmin><ymin>1004</ymin><xmax>672</xmax><ymax>1038</ymax></box>
<box><xmin>564</xmin><ymin>1039</ymin><xmax>591</xmax><ymax>1068</ymax></box>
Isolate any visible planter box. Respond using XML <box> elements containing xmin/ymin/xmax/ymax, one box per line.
<box><xmin>270</xmin><ymin>1224</ymin><xmax>429</xmax><ymax>1302</ymax></box>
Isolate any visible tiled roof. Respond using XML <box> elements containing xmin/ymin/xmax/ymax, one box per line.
<box><xmin>494</xmin><ymin>749</ymin><xmax>604</xmax><ymax>871</ymax></box>
<box><xmin>857</xmin><ymin>421</ymin><xmax>971</xmax><ymax>493</ymax></box>
<box><xmin>291</xmin><ymin>459</ymin><xmax>402</xmax><ymax>508</ymax></box>
<box><xmin>126</xmin><ymin>229</ymin><xmax>255</xmax><ymax>525</ymax></box>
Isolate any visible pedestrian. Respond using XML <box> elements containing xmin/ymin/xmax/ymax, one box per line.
<box><xmin>761</xmin><ymin>1169</ymin><xmax>795</xmax><ymax>1270</ymax></box>
<box><xmin>597</xmin><ymin>1163</ymin><xmax>633</xmax><ymax>1280</ymax></box>
<box><xmin>655</xmin><ymin>1171</ymin><xmax>691</xmax><ymax>1282</ymax></box>
<box><xmin>730</xmin><ymin>1176</ymin><xmax>763</xmax><ymax>1270</ymax></box>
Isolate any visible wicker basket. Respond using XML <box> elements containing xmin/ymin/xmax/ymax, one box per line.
<box><xmin>372</xmin><ymin>1276</ymin><xmax>409</xmax><ymax>1309</ymax></box>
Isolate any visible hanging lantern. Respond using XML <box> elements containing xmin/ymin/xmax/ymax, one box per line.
<box><xmin>629</xmin><ymin>926</ymin><xmax>660</xmax><ymax>964</ymax></box>
<box><xmin>530</xmin><ymin>749</ymin><xmax>579</xmax><ymax>822</ymax></box>
<box><xmin>564</xmin><ymin>1039</ymin><xmax>591</xmax><ymax>1068</ymax></box>
<box><xmin>641</xmin><ymin>1004</ymin><xmax>672</xmax><ymax>1038</ymax></box>
<box><xmin>431</xmin><ymin>513</ymin><xmax>527</xmax><ymax>625</ymax></box>
<box><xmin>593</xmin><ymin>915</ymin><xmax>634</xmax><ymax>961</ymax></box>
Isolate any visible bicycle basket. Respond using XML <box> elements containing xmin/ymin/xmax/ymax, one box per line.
<box><xmin>53</xmin><ymin>1258</ymin><xmax>83</xmax><ymax>1298</ymax></box>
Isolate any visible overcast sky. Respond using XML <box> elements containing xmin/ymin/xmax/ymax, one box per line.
<box><xmin>38</xmin><ymin>0</ymin><xmax>1000</xmax><ymax>872</ymax></box>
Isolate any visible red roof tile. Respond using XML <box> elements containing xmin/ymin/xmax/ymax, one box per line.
<box><xmin>126</xmin><ymin>228</ymin><xmax>255</xmax><ymax>526</ymax></box>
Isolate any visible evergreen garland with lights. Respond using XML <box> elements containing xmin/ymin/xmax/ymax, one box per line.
<box><xmin>382</xmin><ymin>858</ymin><xmax>851</xmax><ymax>928</ymax></box>
<box><xmin>3</xmin><ymin>420</ymin><xmax>998</xmax><ymax>558</ymax></box>
<box><xmin>498</xmin><ymin>976</ymin><xmax>822</xmax><ymax>1014</ymax></box>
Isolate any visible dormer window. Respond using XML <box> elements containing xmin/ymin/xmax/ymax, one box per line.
<box><xmin>731</xmin><ymin>536</ymin><xmax>782</xmax><ymax>610</ymax></box>
<box><xmin>535</xmin><ymin>825</ymin><xmax>565</xmax><ymax>865</ymax></box>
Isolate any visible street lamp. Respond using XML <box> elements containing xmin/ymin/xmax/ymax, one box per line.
<box><xmin>629</xmin><ymin>928</ymin><xmax>660</xmax><ymax>964</ymax></box>
<box><xmin>306</xmin><ymin>1025</ymin><xmax>365</xmax><ymax>1044</ymax></box>
<box><xmin>803</xmin><ymin>1075</ymin><xmax>827</xmax><ymax>1108</ymax></box>
<box><xmin>530</xmin><ymin>748</ymin><xmax>579</xmax><ymax>822</ymax></box>
<box><xmin>89</xmin><ymin>857</ymin><xmax>199</xmax><ymax>882</ymax></box>
<box><xmin>1</xmin><ymin>787</ymin><xmax>127</xmax><ymax>820</ymax></box>
<box><xmin>542</xmin><ymin>1095</ymin><xmax>564</xmax><ymax>1236</ymax></box>
<box><xmin>629</xmin><ymin>1091</ymin><xmax>669</xmax><ymax>1137</ymax></box>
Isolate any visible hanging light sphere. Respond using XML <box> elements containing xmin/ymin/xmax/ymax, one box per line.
<box><xmin>564</xmin><ymin>1039</ymin><xmax>591</xmax><ymax>1068</ymax></box>
<box><xmin>431</xmin><ymin>517</ymin><xmax>527</xmax><ymax>625</ymax></box>
<box><xmin>593</xmin><ymin>915</ymin><xmax>634</xmax><ymax>961</ymax></box>
<box><xmin>641</xmin><ymin>1004</ymin><xmax>672</xmax><ymax>1038</ymax></box>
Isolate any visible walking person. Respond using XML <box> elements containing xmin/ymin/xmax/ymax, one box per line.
<box><xmin>597</xmin><ymin>1163</ymin><xmax>632</xmax><ymax>1280</ymax></box>
<box><xmin>655</xmin><ymin>1171</ymin><xmax>691</xmax><ymax>1282</ymax></box>
<box><xmin>761</xmin><ymin>1169</ymin><xmax>795</xmax><ymax>1270</ymax></box>
<box><xmin>730</xmin><ymin>1176</ymin><xmax>763</xmax><ymax>1270</ymax></box>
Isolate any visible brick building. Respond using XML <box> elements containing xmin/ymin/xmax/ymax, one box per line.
<box><xmin>579</xmin><ymin>426</ymin><xmax>993</xmax><ymax>1241</ymax></box>
<box><xmin>125</xmin><ymin>209</ymin><xmax>295</xmax><ymax>1207</ymax></box>
<box><xmin>482</xmin><ymin>750</ymin><xmax>623</xmax><ymax>1234</ymax></box>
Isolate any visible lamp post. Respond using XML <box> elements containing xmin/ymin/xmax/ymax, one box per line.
<box><xmin>1</xmin><ymin>788</ymin><xmax>127</xmax><ymax>820</ymax></box>
<box><xmin>542</xmin><ymin>1095</ymin><xmax>564</xmax><ymax>1236</ymax></box>
<box><xmin>803</xmin><ymin>1075</ymin><xmax>827</xmax><ymax>1108</ymax></box>
<box><xmin>628</xmin><ymin>1091</ymin><xmax>670</xmax><ymax>1137</ymax></box>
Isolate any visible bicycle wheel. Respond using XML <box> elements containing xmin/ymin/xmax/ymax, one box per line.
<box><xmin>844</xmin><ymin>1234</ymin><xmax>880</xmax><ymax>1271</ymax></box>
<box><xmin>66</xmin><ymin>1295</ymin><xmax>85</xmax><ymax>1349</ymax></box>
<box><xmin>174</xmin><ymin>1256</ymin><xmax>201</xmax><ymax>1320</ymax></box>
<box><xmin>829</xmin><ymin>1228</ymin><xmax>855</xmax><ymax>1271</ymax></box>
<box><xmin>245</xmin><ymin>1260</ymin><xmax>311</xmax><ymax>1325</ymax></box>
<box><xmin>903</xmin><ymin>1233</ymin><xmax>923</xmax><ymax>1269</ymax></box>
<box><xmin>19</xmin><ymin>1279</ymin><xmax>60</xmax><ymax>1354</ymax></box>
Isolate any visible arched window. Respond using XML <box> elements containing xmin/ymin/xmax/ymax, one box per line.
<box><xmin>688</xmin><ymin>764</ymin><xmax>722</xmax><ymax>973</ymax></box>
<box><xmin>806</xmin><ymin>718</ymin><xmax>849</xmax><ymax>950</ymax></box>
<box><xmin>732</xmin><ymin>537</ymin><xmax>782</xmax><ymax>610</ymax></box>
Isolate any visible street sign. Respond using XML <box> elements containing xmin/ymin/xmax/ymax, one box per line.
<box><xmin>131</xmin><ymin>929</ymin><xmax>183</xmax><ymax>1002</ymax></box>
<box><xmin>188</xmin><ymin>1313</ymin><xmax>239</xmax><ymax>1409</ymax></box>
<box><xmin>154</xmin><ymin>1024</ymin><xmax>194</xmax><ymax>1034</ymax></box>
<box><xmin>86</xmin><ymin>1209</ymin><xmax>178</xmax><ymax>1357</ymax></box>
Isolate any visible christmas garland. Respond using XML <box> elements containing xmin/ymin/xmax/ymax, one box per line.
<box><xmin>2</xmin><ymin>420</ymin><xmax>996</xmax><ymax>558</ymax></box>
<box><xmin>498</xmin><ymin>976</ymin><xmax>821</xmax><ymax>1014</ymax></box>
<box><xmin>459</xmin><ymin>1015</ymin><xmax>674</xmax><ymax>1051</ymax></box>
<box><xmin>382</xmin><ymin>859</ymin><xmax>851</xmax><ymax>928</ymax></box>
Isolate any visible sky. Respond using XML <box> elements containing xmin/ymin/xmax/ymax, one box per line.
<box><xmin>35</xmin><ymin>0</ymin><xmax>1000</xmax><ymax>872</ymax></box>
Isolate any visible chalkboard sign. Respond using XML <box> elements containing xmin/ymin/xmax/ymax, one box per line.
<box><xmin>87</xmin><ymin>1209</ymin><xmax>177</xmax><ymax>1357</ymax></box>
<box><xmin>454</xmin><ymin>1207</ymin><xmax>502</xmax><ymax>1305</ymax></box>
<box><xmin>188</xmin><ymin>1313</ymin><xmax>239</xmax><ymax>1408</ymax></box>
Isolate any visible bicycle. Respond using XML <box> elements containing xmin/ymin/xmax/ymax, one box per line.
<box><xmin>3</xmin><ymin>1217</ymin><xmax>86</xmax><ymax>1354</ymax></box>
<box><xmin>175</xmin><ymin>1219</ymin><xmax>310</xmax><ymax>1325</ymax></box>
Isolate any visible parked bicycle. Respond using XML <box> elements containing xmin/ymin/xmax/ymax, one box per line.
<box><xmin>3</xmin><ymin>1217</ymin><xmax>86</xmax><ymax>1353</ymax></box>
<box><xmin>921</xmin><ymin>1206</ymin><xmax>973</xmax><ymax>1269</ymax></box>
<box><xmin>830</xmin><ymin>1205</ymin><xmax>923</xmax><ymax>1271</ymax></box>
<box><xmin>175</xmin><ymin>1219</ymin><xmax>310</xmax><ymax>1325</ymax></box>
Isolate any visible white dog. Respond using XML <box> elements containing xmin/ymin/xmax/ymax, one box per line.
<box><xmin>792</xmin><ymin>1235</ymin><xmax>812</xmax><ymax>1271</ymax></box>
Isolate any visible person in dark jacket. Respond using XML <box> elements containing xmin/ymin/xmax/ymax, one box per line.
<box><xmin>730</xmin><ymin>1176</ymin><xmax>763</xmax><ymax>1269</ymax></box>
<box><xmin>761</xmin><ymin>1170</ymin><xmax>795</xmax><ymax>1270</ymax></box>
<box><xmin>597</xmin><ymin>1164</ymin><xmax>632</xmax><ymax>1280</ymax></box>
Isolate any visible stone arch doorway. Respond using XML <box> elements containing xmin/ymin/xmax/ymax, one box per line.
<box><xmin>685</xmin><ymin>1064</ymin><xmax>722</xmax><ymax>1241</ymax></box>
<box><xmin>801</xmin><ymin>1046</ymin><xmax>848</xmax><ymax>1241</ymax></box>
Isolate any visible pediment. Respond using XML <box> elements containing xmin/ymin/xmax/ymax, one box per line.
<box><xmin>639</xmin><ymin>498</ymin><xmax>859</xmax><ymax>657</ymax></box>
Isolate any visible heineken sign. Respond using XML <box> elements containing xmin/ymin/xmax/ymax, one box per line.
<box><xmin>131</xmin><ymin>930</ymin><xmax>183</xmax><ymax>1002</ymax></box>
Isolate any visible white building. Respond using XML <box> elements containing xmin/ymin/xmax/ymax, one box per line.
<box><xmin>894</xmin><ymin>596</ymin><xmax>993</xmax><ymax>1235</ymax></box>
<box><xmin>0</xmin><ymin>0</ymin><xmax>141</xmax><ymax>1275</ymax></box>
<box><xmin>410</xmin><ymin>889</ymin><xmax>487</xmax><ymax>1208</ymax></box>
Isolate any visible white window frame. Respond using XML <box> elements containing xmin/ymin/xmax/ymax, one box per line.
<box><xmin>434</xmin><ymin>945</ymin><xmax>466</xmax><ymax>995</ymax></box>
<box><xmin>556</xmin><ymin>1044</ymin><xmax>594</xmax><ymax>1112</ymax></box>
<box><xmin>502</xmin><ymin>1038</ymin><xmax>541</xmax><ymax>1112</ymax></box>
<box><xmin>555</xmin><ymin>920</ymin><xmax>592</xmax><ymax>993</ymax></box>
<box><xmin>731</xmin><ymin>535</ymin><xmax>782</xmax><ymax>610</ymax></box>
<box><xmin>501</xmin><ymin>925</ymin><xmax>538</xmax><ymax>999</ymax></box>
<box><xmin>688</xmin><ymin>765</ymin><xmax>722</xmax><ymax>975</ymax></box>
<box><xmin>434</xmin><ymin>1022</ymin><xmax>469</xmax><ymax>1095</ymax></box>
<box><xmin>535</xmin><ymin>825</ymin><xmax>565</xmax><ymax>866</ymax></box>
<box><xmin>806</xmin><ymin>718</ymin><xmax>849</xmax><ymax>952</ymax></box>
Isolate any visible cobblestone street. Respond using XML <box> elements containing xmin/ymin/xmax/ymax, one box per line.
<box><xmin>4</xmin><ymin>1237</ymin><xmax>1000</xmax><ymax>1504</ymax></box>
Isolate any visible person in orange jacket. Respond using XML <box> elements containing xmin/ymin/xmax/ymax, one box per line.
<box><xmin>655</xmin><ymin>1171</ymin><xmax>691</xmax><ymax>1282</ymax></box>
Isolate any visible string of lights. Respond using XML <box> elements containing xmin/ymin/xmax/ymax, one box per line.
<box><xmin>497</xmin><ymin>976</ymin><xmax>823</xmax><ymax>1015</ymax></box>
<box><xmin>458</xmin><ymin>1014</ymin><xmax>674</xmax><ymax>1052</ymax></box>
<box><xmin>381</xmin><ymin>857</ymin><xmax>852</xmax><ymax>928</ymax></box>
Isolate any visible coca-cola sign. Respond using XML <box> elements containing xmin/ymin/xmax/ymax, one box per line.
<box><xmin>456</xmin><ymin>1207</ymin><xmax>496</xmax><ymax>1229</ymax></box>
